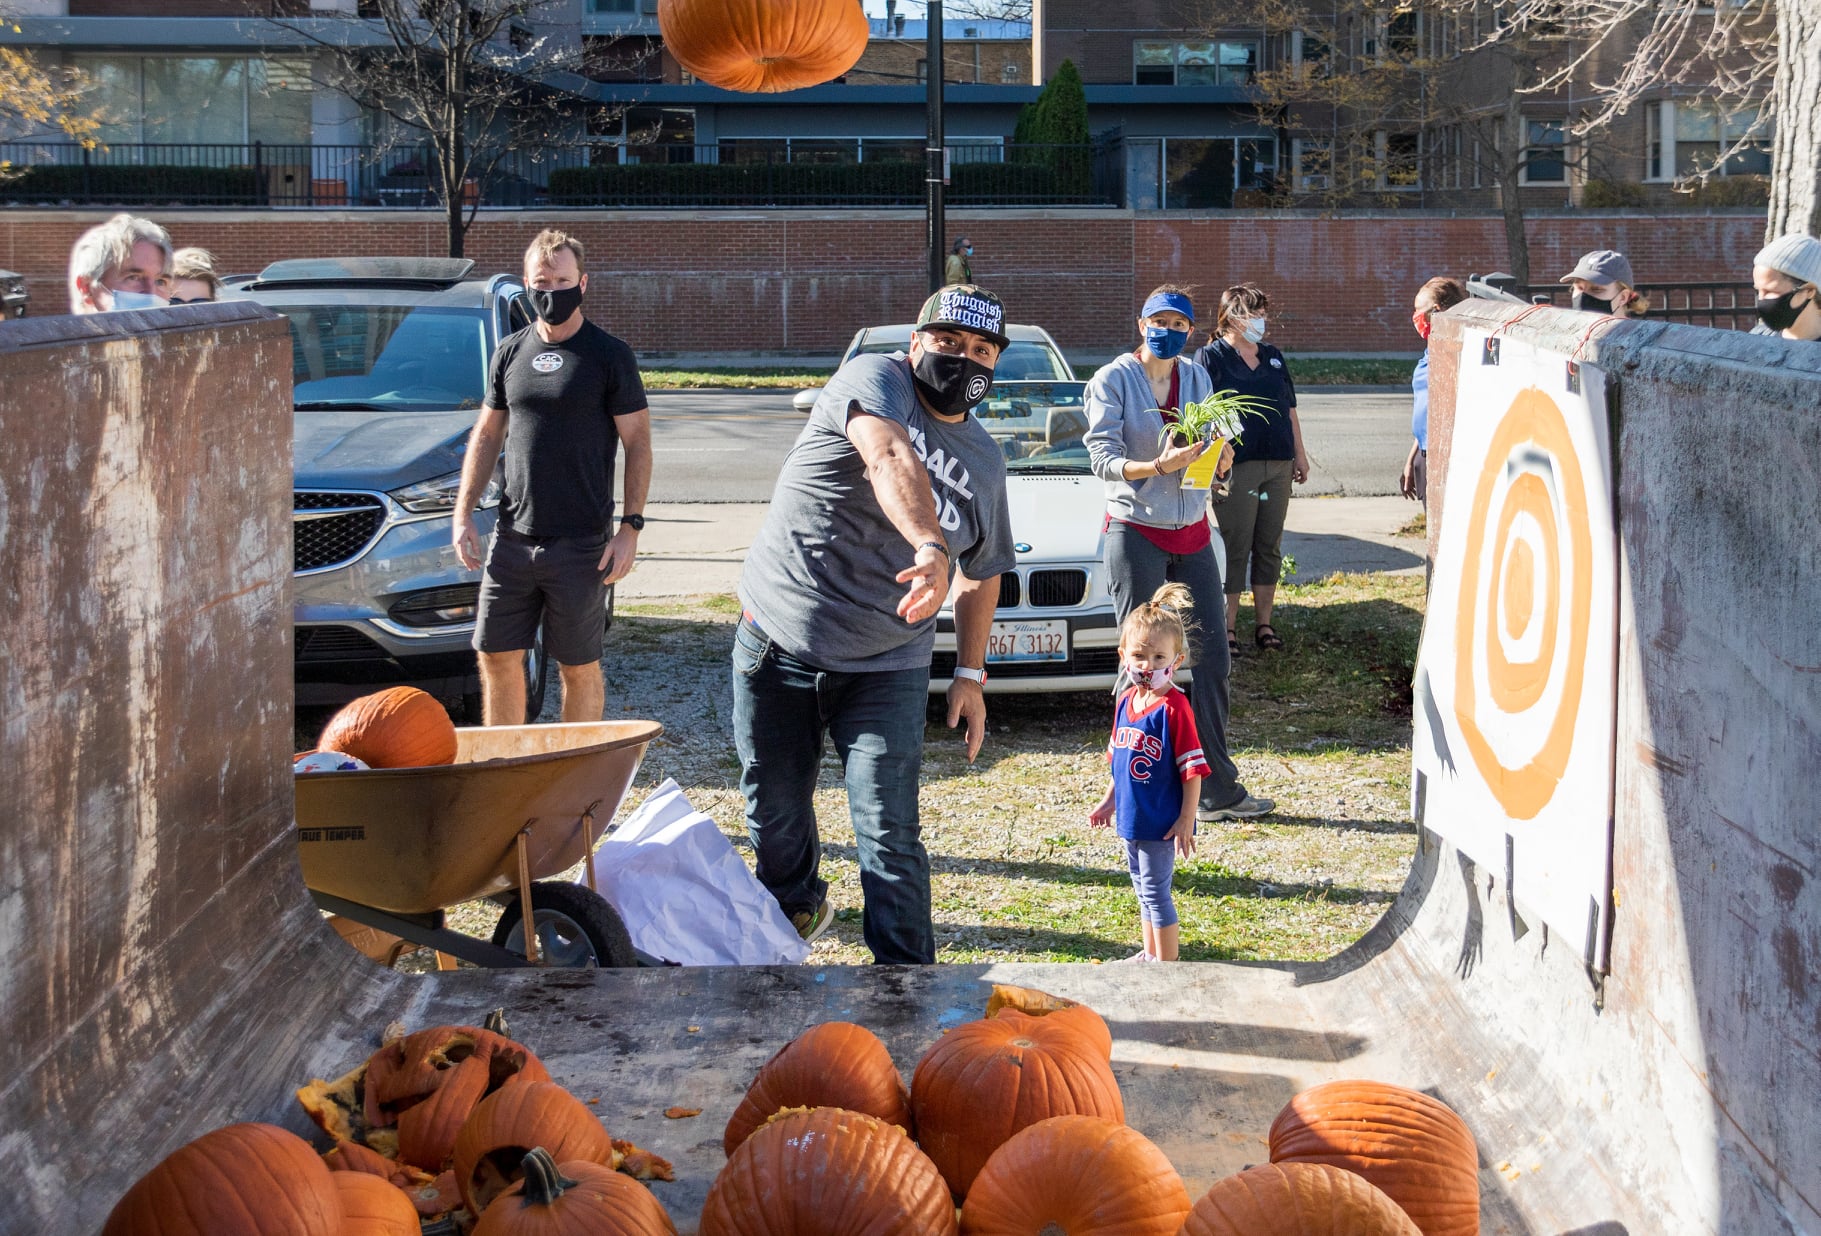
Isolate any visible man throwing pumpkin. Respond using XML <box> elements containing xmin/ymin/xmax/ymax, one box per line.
<box><xmin>453</xmin><ymin>229</ymin><xmax>652</xmax><ymax>724</ymax></box>
<box><xmin>734</xmin><ymin>285</ymin><xmax>1017</xmax><ymax>964</ymax></box>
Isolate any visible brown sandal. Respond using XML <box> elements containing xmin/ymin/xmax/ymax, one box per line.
<box><xmin>1255</xmin><ymin>624</ymin><xmax>1285</xmax><ymax>651</ymax></box>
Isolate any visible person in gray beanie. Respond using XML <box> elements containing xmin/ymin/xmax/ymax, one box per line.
<box><xmin>1750</xmin><ymin>233</ymin><xmax>1821</xmax><ymax>342</ymax></box>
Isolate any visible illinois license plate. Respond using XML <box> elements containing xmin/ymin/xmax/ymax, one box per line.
<box><xmin>986</xmin><ymin>619</ymin><xmax>1069</xmax><ymax>663</ymax></box>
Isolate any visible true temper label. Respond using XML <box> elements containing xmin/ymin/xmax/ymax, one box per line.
<box><xmin>936</xmin><ymin>290</ymin><xmax>1002</xmax><ymax>336</ymax></box>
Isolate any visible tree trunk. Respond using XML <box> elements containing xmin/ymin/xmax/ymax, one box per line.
<box><xmin>1767</xmin><ymin>0</ymin><xmax>1821</xmax><ymax>239</ymax></box>
<box><xmin>1499</xmin><ymin>74</ymin><xmax>1530</xmax><ymax>286</ymax></box>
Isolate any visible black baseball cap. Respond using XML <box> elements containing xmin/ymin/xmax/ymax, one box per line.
<box><xmin>915</xmin><ymin>284</ymin><xmax>1010</xmax><ymax>349</ymax></box>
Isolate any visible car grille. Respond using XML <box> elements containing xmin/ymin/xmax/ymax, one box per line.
<box><xmin>295</xmin><ymin>625</ymin><xmax>389</xmax><ymax>662</ymax></box>
<box><xmin>997</xmin><ymin>574</ymin><xmax>1021</xmax><ymax>609</ymax></box>
<box><xmin>294</xmin><ymin>491</ymin><xmax>386</xmax><ymax>572</ymax></box>
<box><xmin>1027</xmin><ymin>569</ymin><xmax>1088</xmax><ymax>607</ymax></box>
<box><xmin>932</xmin><ymin>647</ymin><xmax>1119</xmax><ymax>681</ymax></box>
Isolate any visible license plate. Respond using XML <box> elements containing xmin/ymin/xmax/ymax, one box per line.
<box><xmin>986</xmin><ymin>619</ymin><xmax>1069</xmax><ymax>663</ymax></box>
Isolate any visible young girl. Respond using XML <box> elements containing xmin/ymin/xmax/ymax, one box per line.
<box><xmin>1089</xmin><ymin>583</ymin><xmax>1210</xmax><ymax>962</ymax></box>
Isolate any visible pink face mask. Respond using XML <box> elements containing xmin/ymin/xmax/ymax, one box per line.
<box><xmin>1125</xmin><ymin>662</ymin><xmax>1177</xmax><ymax>690</ymax></box>
<box><xmin>1412</xmin><ymin>307</ymin><xmax>1432</xmax><ymax>340</ymax></box>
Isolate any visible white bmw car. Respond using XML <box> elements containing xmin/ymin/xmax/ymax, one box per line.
<box><xmin>930</xmin><ymin>379</ymin><xmax>1127</xmax><ymax>694</ymax></box>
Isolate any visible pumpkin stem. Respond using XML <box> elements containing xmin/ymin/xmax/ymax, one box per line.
<box><xmin>1038</xmin><ymin>1225</ymin><xmax>1068</xmax><ymax>1236</ymax></box>
<box><xmin>483</xmin><ymin>1007</ymin><xmax>509</xmax><ymax>1036</ymax></box>
<box><xmin>520</xmin><ymin>1148</ymin><xmax>578</xmax><ymax>1205</ymax></box>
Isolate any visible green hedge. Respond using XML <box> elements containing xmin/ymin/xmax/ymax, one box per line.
<box><xmin>0</xmin><ymin>164</ymin><xmax>262</xmax><ymax>204</ymax></box>
<box><xmin>547</xmin><ymin>157</ymin><xmax>1093</xmax><ymax>205</ymax></box>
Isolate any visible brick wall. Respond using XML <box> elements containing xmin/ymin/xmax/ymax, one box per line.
<box><xmin>1</xmin><ymin>208</ymin><xmax>1765</xmax><ymax>355</ymax></box>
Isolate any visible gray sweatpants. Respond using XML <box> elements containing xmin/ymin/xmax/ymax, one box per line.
<box><xmin>1104</xmin><ymin>524</ymin><xmax>1247</xmax><ymax>811</ymax></box>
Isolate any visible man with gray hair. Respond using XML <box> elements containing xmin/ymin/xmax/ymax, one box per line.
<box><xmin>68</xmin><ymin>213</ymin><xmax>173</xmax><ymax>314</ymax></box>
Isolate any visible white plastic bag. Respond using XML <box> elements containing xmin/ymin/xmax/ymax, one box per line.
<box><xmin>589</xmin><ymin>778</ymin><xmax>810</xmax><ymax>966</ymax></box>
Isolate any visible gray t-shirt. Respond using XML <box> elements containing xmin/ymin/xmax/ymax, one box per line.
<box><xmin>739</xmin><ymin>352</ymin><xmax>1016</xmax><ymax>673</ymax></box>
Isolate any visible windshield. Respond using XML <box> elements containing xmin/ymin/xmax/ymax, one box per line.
<box><xmin>276</xmin><ymin>305</ymin><xmax>489</xmax><ymax>411</ymax></box>
<box><xmin>974</xmin><ymin>381</ymin><xmax>1093</xmax><ymax>475</ymax></box>
<box><xmin>854</xmin><ymin>337</ymin><xmax>1073</xmax><ymax>382</ymax></box>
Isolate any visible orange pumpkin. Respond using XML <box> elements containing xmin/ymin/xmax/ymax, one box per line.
<box><xmin>101</xmin><ymin>1122</ymin><xmax>341</xmax><ymax>1236</ymax></box>
<box><xmin>316</xmin><ymin>686</ymin><xmax>456</xmax><ymax>768</ymax></box>
<box><xmin>983</xmin><ymin>985</ymin><xmax>1113</xmax><ymax>1060</ymax></box>
<box><xmin>1268</xmin><ymin>1081</ymin><xmax>1478</xmax><ymax>1236</ymax></box>
<box><xmin>1182</xmin><ymin>1162</ymin><xmax>1421</xmax><ymax>1236</ymax></box>
<box><xmin>723</xmin><ymin>1021</ymin><xmax>910</xmax><ymax>1155</ymax></box>
<box><xmin>472</xmin><ymin>1149</ymin><xmax>677</xmax><ymax>1236</ymax></box>
<box><xmin>323</xmin><ymin>1140</ymin><xmax>435</xmax><ymax>1192</ymax></box>
<box><xmin>331</xmin><ymin>1172</ymin><xmax>420</xmax><ymax>1236</ymax></box>
<box><xmin>657</xmin><ymin>0</ymin><xmax>869</xmax><ymax>93</ymax></box>
<box><xmin>298</xmin><ymin>1024</ymin><xmax>549</xmax><ymax>1171</ymax></box>
<box><xmin>453</xmin><ymin>1081</ymin><xmax>618</xmax><ymax>1216</ymax></box>
<box><xmin>912</xmin><ymin>1009</ymin><xmax>1125</xmax><ymax>1199</ymax></box>
<box><xmin>699</xmin><ymin>1107</ymin><xmax>958</xmax><ymax>1235</ymax></box>
<box><xmin>958</xmin><ymin>1115</ymin><xmax>1190</xmax><ymax>1235</ymax></box>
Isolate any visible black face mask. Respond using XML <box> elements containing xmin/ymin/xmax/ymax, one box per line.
<box><xmin>1572</xmin><ymin>290</ymin><xmax>1612</xmax><ymax>315</ymax></box>
<box><xmin>912</xmin><ymin>349</ymin><xmax>995</xmax><ymax>416</ymax></box>
<box><xmin>1755</xmin><ymin>287</ymin><xmax>1813</xmax><ymax>332</ymax></box>
<box><xmin>527</xmin><ymin>284</ymin><xmax>585</xmax><ymax>325</ymax></box>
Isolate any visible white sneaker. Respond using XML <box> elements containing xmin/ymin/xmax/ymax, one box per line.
<box><xmin>1113</xmin><ymin>948</ymin><xmax>1155</xmax><ymax>964</ymax></box>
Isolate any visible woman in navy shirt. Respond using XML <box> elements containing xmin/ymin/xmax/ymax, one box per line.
<box><xmin>1194</xmin><ymin>283</ymin><xmax>1308</xmax><ymax>654</ymax></box>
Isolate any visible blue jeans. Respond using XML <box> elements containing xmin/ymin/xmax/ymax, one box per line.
<box><xmin>731</xmin><ymin>619</ymin><xmax>935</xmax><ymax>964</ymax></box>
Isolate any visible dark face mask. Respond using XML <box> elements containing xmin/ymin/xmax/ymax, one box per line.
<box><xmin>1572</xmin><ymin>290</ymin><xmax>1612</xmax><ymax>315</ymax></box>
<box><xmin>912</xmin><ymin>348</ymin><xmax>995</xmax><ymax>416</ymax></box>
<box><xmin>1755</xmin><ymin>287</ymin><xmax>1813</xmax><ymax>332</ymax></box>
<box><xmin>528</xmin><ymin>284</ymin><xmax>585</xmax><ymax>325</ymax></box>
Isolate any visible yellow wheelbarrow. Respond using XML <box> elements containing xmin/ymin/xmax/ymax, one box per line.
<box><xmin>295</xmin><ymin>720</ymin><xmax>662</xmax><ymax>969</ymax></box>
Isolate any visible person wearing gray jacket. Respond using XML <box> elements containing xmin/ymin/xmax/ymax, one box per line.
<box><xmin>1085</xmin><ymin>285</ymin><xmax>1274</xmax><ymax>823</ymax></box>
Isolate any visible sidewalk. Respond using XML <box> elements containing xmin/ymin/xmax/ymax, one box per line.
<box><xmin>622</xmin><ymin>495</ymin><xmax>1425</xmax><ymax>600</ymax></box>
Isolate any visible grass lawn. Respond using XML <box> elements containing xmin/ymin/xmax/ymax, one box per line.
<box><xmin>641</xmin><ymin>358</ymin><xmax>1413</xmax><ymax>391</ymax></box>
<box><xmin>324</xmin><ymin>572</ymin><xmax>1425</xmax><ymax>970</ymax></box>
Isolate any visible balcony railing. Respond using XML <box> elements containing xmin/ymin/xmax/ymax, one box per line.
<box><xmin>0</xmin><ymin>141</ymin><xmax>1125</xmax><ymax>208</ymax></box>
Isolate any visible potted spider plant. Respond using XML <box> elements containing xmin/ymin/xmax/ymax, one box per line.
<box><xmin>1155</xmin><ymin>388</ymin><xmax>1276</xmax><ymax>453</ymax></box>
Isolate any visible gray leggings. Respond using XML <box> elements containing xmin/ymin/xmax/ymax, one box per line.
<box><xmin>1217</xmin><ymin>458</ymin><xmax>1295</xmax><ymax>593</ymax></box>
<box><xmin>1125</xmin><ymin>838</ymin><xmax>1178</xmax><ymax>927</ymax></box>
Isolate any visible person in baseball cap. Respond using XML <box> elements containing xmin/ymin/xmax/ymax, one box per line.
<box><xmin>1750</xmin><ymin>233</ymin><xmax>1821</xmax><ymax>341</ymax></box>
<box><xmin>1560</xmin><ymin>249</ymin><xmax>1649</xmax><ymax>318</ymax></box>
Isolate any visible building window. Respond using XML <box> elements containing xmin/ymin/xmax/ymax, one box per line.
<box><xmin>1159</xmin><ymin>135</ymin><xmax>1278</xmax><ymax>206</ymax></box>
<box><xmin>1292</xmin><ymin>138</ymin><xmax>1331</xmax><ymax>191</ymax></box>
<box><xmin>1291</xmin><ymin>29</ymin><xmax>1330</xmax><ymax>78</ymax></box>
<box><xmin>1133</xmin><ymin>40</ymin><xmax>1257</xmax><ymax>86</ymax></box>
<box><xmin>1001</xmin><ymin>61</ymin><xmax>1023</xmax><ymax>83</ymax></box>
<box><xmin>1520</xmin><ymin>117</ymin><xmax>1567</xmax><ymax>184</ymax></box>
<box><xmin>1384</xmin><ymin>132</ymin><xmax>1421</xmax><ymax>188</ymax></box>
<box><xmin>1671</xmin><ymin>102</ymin><xmax>1772</xmax><ymax>177</ymax></box>
<box><xmin>916</xmin><ymin>58</ymin><xmax>929</xmax><ymax>84</ymax></box>
<box><xmin>1386</xmin><ymin>10</ymin><xmax>1420</xmax><ymax>60</ymax></box>
<box><xmin>73</xmin><ymin>54</ymin><xmax>312</xmax><ymax>147</ymax></box>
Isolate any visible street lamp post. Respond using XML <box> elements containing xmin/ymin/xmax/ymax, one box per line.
<box><xmin>926</xmin><ymin>0</ymin><xmax>946</xmax><ymax>292</ymax></box>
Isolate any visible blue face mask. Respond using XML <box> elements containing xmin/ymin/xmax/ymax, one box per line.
<box><xmin>1242</xmin><ymin>317</ymin><xmax>1267</xmax><ymax>344</ymax></box>
<box><xmin>108</xmin><ymin>288</ymin><xmax>169</xmax><ymax>311</ymax></box>
<box><xmin>1145</xmin><ymin>326</ymin><xmax>1189</xmax><ymax>360</ymax></box>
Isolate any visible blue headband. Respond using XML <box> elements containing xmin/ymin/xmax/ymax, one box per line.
<box><xmin>1142</xmin><ymin>290</ymin><xmax>1195</xmax><ymax>322</ymax></box>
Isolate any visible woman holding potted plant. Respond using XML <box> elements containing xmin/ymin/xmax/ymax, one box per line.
<box><xmin>1085</xmin><ymin>285</ymin><xmax>1276</xmax><ymax>824</ymax></box>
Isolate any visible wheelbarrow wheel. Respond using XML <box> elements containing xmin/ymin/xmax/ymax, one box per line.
<box><xmin>491</xmin><ymin>881</ymin><xmax>636</xmax><ymax>968</ymax></box>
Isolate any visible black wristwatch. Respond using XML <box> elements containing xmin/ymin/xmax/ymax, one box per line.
<box><xmin>621</xmin><ymin>512</ymin><xmax>646</xmax><ymax>532</ymax></box>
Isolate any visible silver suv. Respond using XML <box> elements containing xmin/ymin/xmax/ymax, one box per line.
<box><xmin>225</xmin><ymin>257</ymin><xmax>562</xmax><ymax>719</ymax></box>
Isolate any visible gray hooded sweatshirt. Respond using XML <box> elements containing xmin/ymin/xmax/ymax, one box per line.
<box><xmin>1084</xmin><ymin>351</ymin><xmax>1217</xmax><ymax>531</ymax></box>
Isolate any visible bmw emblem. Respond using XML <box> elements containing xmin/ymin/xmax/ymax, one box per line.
<box><xmin>1015</xmin><ymin>542</ymin><xmax>1033</xmax><ymax>554</ymax></box>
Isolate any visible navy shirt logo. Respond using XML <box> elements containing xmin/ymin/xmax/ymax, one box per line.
<box><xmin>1269</xmin><ymin>357</ymin><xmax>1283</xmax><ymax>368</ymax></box>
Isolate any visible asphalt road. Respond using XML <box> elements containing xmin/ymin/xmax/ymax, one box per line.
<box><xmin>647</xmin><ymin>387</ymin><xmax>1414</xmax><ymax>504</ymax></box>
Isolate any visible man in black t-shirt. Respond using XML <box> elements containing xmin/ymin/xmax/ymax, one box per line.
<box><xmin>454</xmin><ymin>229</ymin><xmax>651</xmax><ymax>724</ymax></box>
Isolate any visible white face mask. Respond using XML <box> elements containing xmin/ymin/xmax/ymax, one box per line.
<box><xmin>1242</xmin><ymin>317</ymin><xmax>1267</xmax><ymax>344</ymax></box>
<box><xmin>1124</xmin><ymin>661</ymin><xmax>1177</xmax><ymax>690</ymax></box>
<box><xmin>107</xmin><ymin>288</ymin><xmax>170</xmax><ymax>311</ymax></box>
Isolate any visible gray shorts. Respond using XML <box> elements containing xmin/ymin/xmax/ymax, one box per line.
<box><xmin>473</xmin><ymin>527</ymin><xmax>609</xmax><ymax>666</ymax></box>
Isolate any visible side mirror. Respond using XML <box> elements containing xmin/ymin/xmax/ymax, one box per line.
<box><xmin>792</xmin><ymin>387</ymin><xmax>821</xmax><ymax>413</ymax></box>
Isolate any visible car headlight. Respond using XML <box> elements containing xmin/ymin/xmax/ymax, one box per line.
<box><xmin>390</xmin><ymin>469</ymin><xmax>502</xmax><ymax>513</ymax></box>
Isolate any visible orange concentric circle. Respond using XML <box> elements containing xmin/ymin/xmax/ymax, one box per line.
<box><xmin>1453</xmin><ymin>387</ymin><xmax>1593</xmax><ymax>821</ymax></box>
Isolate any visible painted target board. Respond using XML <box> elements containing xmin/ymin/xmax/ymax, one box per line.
<box><xmin>1414</xmin><ymin>330</ymin><xmax>1618</xmax><ymax>969</ymax></box>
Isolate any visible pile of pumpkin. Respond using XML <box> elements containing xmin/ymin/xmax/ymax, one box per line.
<box><xmin>102</xmin><ymin>986</ymin><xmax>1478</xmax><ymax>1235</ymax></box>
<box><xmin>295</xmin><ymin>687</ymin><xmax>459</xmax><ymax>772</ymax></box>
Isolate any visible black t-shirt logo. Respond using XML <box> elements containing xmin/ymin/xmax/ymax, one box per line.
<box><xmin>531</xmin><ymin>351</ymin><xmax>564</xmax><ymax>374</ymax></box>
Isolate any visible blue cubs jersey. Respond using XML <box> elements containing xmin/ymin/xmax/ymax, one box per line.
<box><xmin>1107</xmin><ymin>687</ymin><xmax>1211</xmax><ymax>841</ymax></box>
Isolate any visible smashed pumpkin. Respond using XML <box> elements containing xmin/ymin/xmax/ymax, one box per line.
<box><xmin>722</xmin><ymin>1021</ymin><xmax>910</xmax><ymax>1156</ymax></box>
<box><xmin>983</xmin><ymin>984</ymin><xmax>1113</xmax><ymax>1060</ymax></box>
